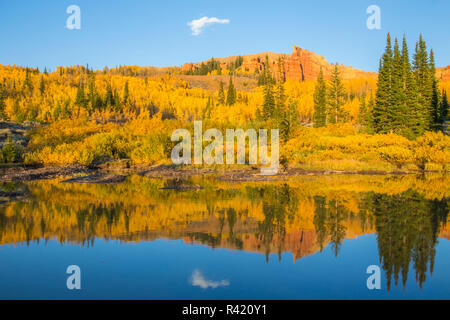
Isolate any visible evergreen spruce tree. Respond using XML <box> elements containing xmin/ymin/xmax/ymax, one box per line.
<box><xmin>327</xmin><ymin>64</ymin><xmax>346</xmax><ymax>124</ymax></box>
<box><xmin>280</xmin><ymin>102</ymin><xmax>298</xmax><ymax>142</ymax></box>
<box><xmin>217</xmin><ymin>63</ymin><xmax>222</xmax><ymax>75</ymax></box>
<box><xmin>262</xmin><ymin>80</ymin><xmax>275</xmax><ymax>121</ymax></box>
<box><xmin>441</xmin><ymin>89</ymin><xmax>448</xmax><ymax>126</ymax></box>
<box><xmin>203</xmin><ymin>96</ymin><xmax>212</xmax><ymax>119</ymax></box>
<box><xmin>390</xmin><ymin>38</ymin><xmax>408</xmax><ymax>132</ymax></box>
<box><xmin>358</xmin><ymin>92</ymin><xmax>367</xmax><ymax>130</ymax></box>
<box><xmin>87</xmin><ymin>75</ymin><xmax>101</xmax><ymax>113</ymax></box>
<box><xmin>274</xmin><ymin>59</ymin><xmax>287</xmax><ymax>121</ymax></box>
<box><xmin>366</xmin><ymin>92</ymin><xmax>376</xmax><ymax>134</ymax></box>
<box><xmin>123</xmin><ymin>80</ymin><xmax>129</xmax><ymax>104</ymax></box>
<box><xmin>374</xmin><ymin>33</ymin><xmax>393</xmax><ymax>133</ymax></box>
<box><xmin>226</xmin><ymin>76</ymin><xmax>236</xmax><ymax>106</ymax></box>
<box><xmin>429</xmin><ymin>49</ymin><xmax>442</xmax><ymax>131</ymax></box>
<box><xmin>113</xmin><ymin>88</ymin><xmax>121</xmax><ymax>111</ymax></box>
<box><xmin>23</xmin><ymin>68</ymin><xmax>34</xmax><ymax>95</ymax></box>
<box><xmin>313</xmin><ymin>67</ymin><xmax>327</xmax><ymax>127</ymax></box>
<box><xmin>39</xmin><ymin>76</ymin><xmax>45</xmax><ymax>95</ymax></box>
<box><xmin>105</xmin><ymin>82</ymin><xmax>114</xmax><ymax>107</ymax></box>
<box><xmin>413</xmin><ymin>34</ymin><xmax>432</xmax><ymax>132</ymax></box>
<box><xmin>400</xmin><ymin>35</ymin><xmax>421</xmax><ymax>138</ymax></box>
<box><xmin>75</xmin><ymin>77</ymin><xmax>87</xmax><ymax>111</ymax></box>
<box><xmin>218</xmin><ymin>81</ymin><xmax>225</xmax><ymax>105</ymax></box>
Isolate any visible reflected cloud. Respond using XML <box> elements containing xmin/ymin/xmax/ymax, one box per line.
<box><xmin>190</xmin><ymin>269</ymin><xmax>230</xmax><ymax>289</ymax></box>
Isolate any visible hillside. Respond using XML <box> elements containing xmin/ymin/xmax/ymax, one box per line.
<box><xmin>181</xmin><ymin>44</ymin><xmax>378</xmax><ymax>81</ymax></box>
<box><xmin>180</xmin><ymin>44</ymin><xmax>450</xmax><ymax>84</ymax></box>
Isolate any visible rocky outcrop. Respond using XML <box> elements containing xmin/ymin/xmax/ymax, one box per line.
<box><xmin>181</xmin><ymin>45</ymin><xmax>378</xmax><ymax>81</ymax></box>
<box><xmin>282</xmin><ymin>45</ymin><xmax>377</xmax><ymax>81</ymax></box>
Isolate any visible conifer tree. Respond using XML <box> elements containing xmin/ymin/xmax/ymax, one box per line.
<box><xmin>23</xmin><ymin>68</ymin><xmax>34</xmax><ymax>95</ymax></box>
<box><xmin>366</xmin><ymin>92</ymin><xmax>376</xmax><ymax>134</ymax></box>
<box><xmin>280</xmin><ymin>102</ymin><xmax>298</xmax><ymax>142</ymax></box>
<box><xmin>441</xmin><ymin>89</ymin><xmax>448</xmax><ymax>126</ymax></box>
<box><xmin>87</xmin><ymin>75</ymin><xmax>101</xmax><ymax>113</ymax></box>
<box><xmin>327</xmin><ymin>64</ymin><xmax>346</xmax><ymax>124</ymax></box>
<box><xmin>390</xmin><ymin>38</ymin><xmax>408</xmax><ymax>132</ymax></box>
<box><xmin>429</xmin><ymin>49</ymin><xmax>442</xmax><ymax>131</ymax></box>
<box><xmin>203</xmin><ymin>96</ymin><xmax>212</xmax><ymax>119</ymax></box>
<box><xmin>39</xmin><ymin>76</ymin><xmax>45</xmax><ymax>95</ymax></box>
<box><xmin>226</xmin><ymin>76</ymin><xmax>236</xmax><ymax>106</ymax></box>
<box><xmin>217</xmin><ymin>63</ymin><xmax>222</xmax><ymax>75</ymax></box>
<box><xmin>218</xmin><ymin>81</ymin><xmax>225</xmax><ymax>105</ymax></box>
<box><xmin>401</xmin><ymin>35</ymin><xmax>421</xmax><ymax>138</ymax></box>
<box><xmin>274</xmin><ymin>60</ymin><xmax>287</xmax><ymax>121</ymax></box>
<box><xmin>262</xmin><ymin>80</ymin><xmax>275</xmax><ymax>120</ymax></box>
<box><xmin>123</xmin><ymin>80</ymin><xmax>129</xmax><ymax>104</ymax></box>
<box><xmin>313</xmin><ymin>67</ymin><xmax>327</xmax><ymax>127</ymax></box>
<box><xmin>359</xmin><ymin>92</ymin><xmax>367</xmax><ymax>130</ymax></box>
<box><xmin>75</xmin><ymin>77</ymin><xmax>87</xmax><ymax>110</ymax></box>
<box><xmin>374</xmin><ymin>33</ymin><xmax>393</xmax><ymax>133</ymax></box>
<box><xmin>105</xmin><ymin>82</ymin><xmax>114</xmax><ymax>107</ymax></box>
<box><xmin>413</xmin><ymin>34</ymin><xmax>432</xmax><ymax>131</ymax></box>
<box><xmin>113</xmin><ymin>88</ymin><xmax>121</xmax><ymax>111</ymax></box>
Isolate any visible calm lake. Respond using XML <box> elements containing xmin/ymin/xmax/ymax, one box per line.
<box><xmin>0</xmin><ymin>174</ymin><xmax>449</xmax><ymax>299</ymax></box>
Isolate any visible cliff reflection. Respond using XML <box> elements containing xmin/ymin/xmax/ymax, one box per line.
<box><xmin>0</xmin><ymin>174</ymin><xmax>448</xmax><ymax>290</ymax></box>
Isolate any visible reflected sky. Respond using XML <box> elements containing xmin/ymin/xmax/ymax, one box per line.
<box><xmin>0</xmin><ymin>174</ymin><xmax>449</xmax><ymax>299</ymax></box>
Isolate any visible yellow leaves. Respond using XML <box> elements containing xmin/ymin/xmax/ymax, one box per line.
<box><xmin>413</xmin><ymin>131</ymin><xmax>450</xmax><ymax>170</ymax></box>
<box><xmin>282</xmin><ymin>125</ymin><xmax>449</xmax><ymax>172</ymax></box>
<box><xmin>378</xmin><ymin>146</ymin><xmax>413</xmax><ymax>169</ymax></box>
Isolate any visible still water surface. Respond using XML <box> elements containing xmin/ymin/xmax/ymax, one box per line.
<box><xmin>0</xmin><ymin>174</ymin><xmax>449</xmax><ymax>299</ymax></box>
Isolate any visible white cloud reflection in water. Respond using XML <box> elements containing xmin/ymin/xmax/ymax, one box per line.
<box><xmin>190</xmin><ymin>269</ymin><xmax>230</xmax><ymax>289</ymax></box>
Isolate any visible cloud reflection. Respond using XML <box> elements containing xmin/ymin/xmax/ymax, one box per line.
<box><xmin>190</xmin><ymin>269</ymin><xmax>230</xmax><ymax>289</ymax></box>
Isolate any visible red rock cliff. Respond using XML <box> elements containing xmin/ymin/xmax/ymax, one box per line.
<box><xmin>182</xmin><ymin>45</ymin><xmax>378</xmax><ymax>81</ymax></box>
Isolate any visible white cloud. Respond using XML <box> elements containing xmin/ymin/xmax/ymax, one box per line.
<box><xmin>190</xmin><ymin>270</ymin><xmax>230</xmax><ymax>289</ymax></box>
<box><xmin>188</xmin><ymin>16</ymin><xmax>230</xmax><ymax>36</ymax></box>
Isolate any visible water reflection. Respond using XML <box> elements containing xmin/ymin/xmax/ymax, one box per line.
<box><xmin>0</xmin><ymin>175</ymin><xmax>448</xmax><ymax>292</ymax></box>
<box><xmin>190</xmin><ymin>270</ymin><xmax>230</xmax><ymax>289</ymax></box>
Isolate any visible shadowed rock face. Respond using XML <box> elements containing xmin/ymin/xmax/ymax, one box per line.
<box><xmin>182</xmin><ymin>44</ymin><xmax>378</xmax><ymax>81</ymax></box>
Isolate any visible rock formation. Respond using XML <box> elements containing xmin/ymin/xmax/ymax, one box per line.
<box><xmin>181</xmin><ymin>44</ymin><xmax>378</xmax><ymax>81</ymax></box>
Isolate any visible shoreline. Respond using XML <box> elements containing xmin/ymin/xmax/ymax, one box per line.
<box><xmin>0</xmin><ymin>163</ymin><xmax>439</xmax><ymax>183</ymax></box>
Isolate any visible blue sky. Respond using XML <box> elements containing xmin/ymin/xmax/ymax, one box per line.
<box><xmin>0</xmin><ymin>0</ymin><xmax>449</xmax><ymax>72</ymax></box>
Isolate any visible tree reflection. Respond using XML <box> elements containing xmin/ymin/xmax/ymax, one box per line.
<box><xmin>0</xmin><ymin>176</ymin><xmax>448</xmax><ymax>290</ymax></box>
<box><xmin>370</xmin><ymin>190</ymin><xmax>447</xmax><ymax>290</ymax></box>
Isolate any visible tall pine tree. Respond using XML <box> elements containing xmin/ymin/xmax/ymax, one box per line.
<box><xmin>218</xmin><ymin>81</ymin><xmax>225</xmax><ymax>105</ymax></box>
<box><xmin>262</xmin><ymin>80</ymin><xmax>275</xmax><ymax>120</ymax></box>
<box><xmin>327</xmin><ymin>64</ymin><xmax>346</xmax><ymax>124</ymax></box>
<box><xmin>226</xmin><ymin>76</ymin><xmax>236</xmax><ymax>106</ymax></box>
<box><xmin>429</xmin><ymin>49</ymin><xmax>442</xmax><ymax>131</ymax></box>
<box><xmin>413</xmin><ymin>34</ymin><xmax>432</xmax><ymax>132</ymax></box>
<box><xmin>313</xmin><ymin>67</ymin><xmax>327</xmax><ymax>127</ymax></box>
<box><xmin>374</xmin><ymin>33</ymin><xmax>393</xmax><ymax>133</ymax></box>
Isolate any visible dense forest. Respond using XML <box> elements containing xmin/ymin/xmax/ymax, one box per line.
<box><xmin>0</xmin><ymin>33</ymin><xmax>449</xmax><ymax>171</ymax></box>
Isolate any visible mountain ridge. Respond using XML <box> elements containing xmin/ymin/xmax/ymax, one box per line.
<box><xmin>180</xmin><ymin>44</ymin><xmax>450</xmax><ymax>81</ymax></box>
